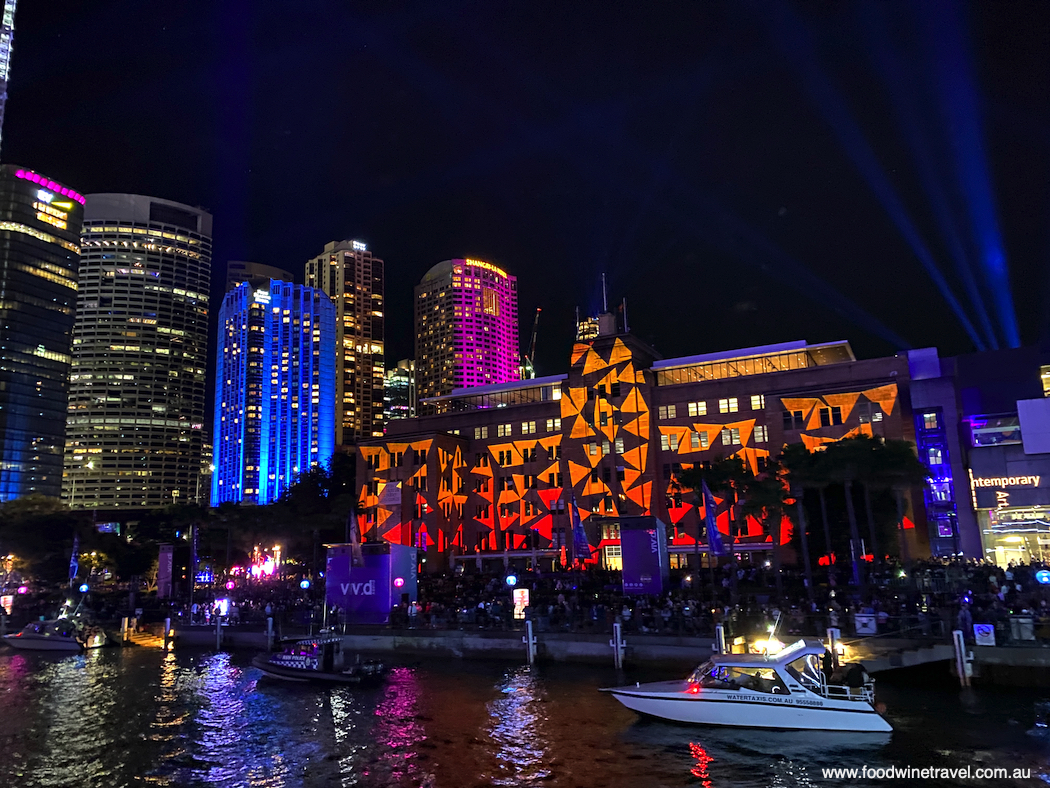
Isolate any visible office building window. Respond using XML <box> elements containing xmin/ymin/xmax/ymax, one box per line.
<box><xmin>721</xmin><ymin>428</ymin><xmax>741</xmax><ymax>446</ymax></box>
<box><xmin>754</xmin><ymin>425</ymin><xmax>768</xmax><ymax>443</ymax></box>
<box><xmin>691</xmin><ymin>431</ymin><xmax>700</xmax><ymax>450</ymax></box>
<box><xmin>819</xmin><ymin>406</ymin><xmax>843</xmax><ymax>427</ymax></box>
<box><xmin>474</xmin><ymin>426</ymin><xmax>488</xmax><ymax>440</ymax></box>
<box><xmin>658</xmin><ymin>404</ymin><xmax>677</xmax><ymax>419</ymax></box>
<box><xmin>719</xmin><ymin>397</ymin><xmax>738</xmax><ymax>413</ymax></box>
<box><xmin>545</xmin><ymin>417</ymin><xmax>561</xmax><ymax>432</ymax></box>
<box><xmin>782</xmin><ymin>411</ymin><xmax>804</xmax><ymax>430</ymax></box>
<box><xmin>923</xmin><ymin>413</ymin><xmax>938</xmax><ymax>430</ymax></box>
<box><xmin>688</xmin><ymin>401</ymin><xmax>707</xmax><ymax>417</ymax></box>
<box><xmin>497</xmin><ymin>423</ymin><xmax>513</xmax><ymax>437</ymax></box>
<box><xmin>660</xmin><ymin>434</ymin><xmax>670</xmax><ymax>451</ymax></box>
<box><xmin>521</xmin><ymin>420</ymin><xmax>536</xmax><ymax>435</ymax></box>
<box><xmin>751</xmin><ymin>394</ymin><xmax>765</xmax><ymax>410</ymax></box>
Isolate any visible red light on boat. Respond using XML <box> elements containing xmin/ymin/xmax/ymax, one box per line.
<box><xmin>688</xmin><ymin>684</ymin><xmax>700</xmax><ymax>694</ymax></box>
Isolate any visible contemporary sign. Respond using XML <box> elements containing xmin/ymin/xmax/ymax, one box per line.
<box><xmin>972</xmin><ymin>476</ymin><xmax>1041</xmax><ymax>488</ymax></box>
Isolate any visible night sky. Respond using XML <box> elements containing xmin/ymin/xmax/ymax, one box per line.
<box><xmin>6</xmin><ymin>1</ymin><xmax>1049</xmax><ymax>375</ymax></box>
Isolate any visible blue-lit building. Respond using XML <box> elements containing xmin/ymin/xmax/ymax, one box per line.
<box><xmin>212</xmin><ymin>279</ymin><xmax>336</xmax><ymax>505</ymax></box>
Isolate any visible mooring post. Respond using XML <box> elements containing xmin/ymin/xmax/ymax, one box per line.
<box><xmin>715</xmin><ymin>623</ymin><xmax>726</xmax><ymax>655</ymax></box>
<box><xmin>827</xmin><ymin>627</ymin><xmax>841</xmax><ymax>670</ymax></box>
<box><xmin>215</xmin><ymin>614</ymin><xmax>222</xmax><ymax>651</ymax></box>
<box><xmin>266</xmin><ymin>616</ymin><xmax>274</xmax><ymax>650</ymax></box>
<box><xmin>952</xmin><ymin>629</ymin><xmax>970</xmax><ymax>687</ymax></box>
<box><xmin>121</xmin><ymin>616</ymin><xmax>129</xmax><ymax>644</ymax></box>
<box><xmin>610</xmin><ymin>621</ymin><xmax>626</xmax><ymax>668</ymax></box>
<box><xmin>163</xmin><ymin>617</ymin><xmax>171</xmax><ymax>650</ymax></box>
<box><xmin>523</xmin><ymin>619</ymin><xmax>537</xmax><ymax>664</ymax></box>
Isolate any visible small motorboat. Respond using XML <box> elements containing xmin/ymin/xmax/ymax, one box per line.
<box><xmin>2</xmin><ymin>618</ymin><xmax>106</xmax><ymax>651</ymax></box>
<box><xmin>603</xmin><ymin>638</ymin><xmax>892</xmax><ymax>733</ymax></box>
<box><xmin>251</xmin><ymin>635</ymin><xmax>387</xmax><ymax>685</ymax></box>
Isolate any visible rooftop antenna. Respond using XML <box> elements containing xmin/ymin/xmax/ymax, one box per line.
<box><xmin>601</xmin><ymin>272</ymin><xmax>608</xmax><ymax>313</ymax></box>
<box><xmin>622</xmin><ymin>297</ymin><xmax>629</xmax><ymax>334</ymax></box>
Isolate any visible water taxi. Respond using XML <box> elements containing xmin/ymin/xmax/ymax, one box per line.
<box><xmin>603</xmin><ymin>638</ymin><xmax>891</xmax><ymax>732</ymax></box>
<box><xmin>251</xmin><ymin>635</ymin><xmax>387</xmax><ymax>685</ymax></box>
<box><xmin>2</xmin><ymin>618</ymin><xmax>107</xmax><ymax>651</ymax></box>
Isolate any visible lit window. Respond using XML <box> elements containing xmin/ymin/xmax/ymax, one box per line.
<box><xmin>751</xmin><ymin>394</ymin><xmax>765</xmax><ymax>410</ymax></box>
<box><xmin>719</xmin><ymin>398</ymin><xmax>738</xmax><ymax>414</ymax></box>
<box><xmin>754</xmin><ymin>425</ymin><xmax>768</xmax><ymax>443</ymax></box>
<box><xmin>688</xmin><ymin>401</ymin><xmax>706</xmax><ymax>417</ymax></box>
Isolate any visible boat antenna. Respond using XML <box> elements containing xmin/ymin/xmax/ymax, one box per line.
<box><xmin>765</xmin><ymin>610</ymin><xmax>783</xmax><ymax>655</ymax></box>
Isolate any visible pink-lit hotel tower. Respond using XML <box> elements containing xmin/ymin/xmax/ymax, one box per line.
<box><xmin>414</xmin><ymin>258</ymin><xmax>519</xmax><ymax>404</ymax></box>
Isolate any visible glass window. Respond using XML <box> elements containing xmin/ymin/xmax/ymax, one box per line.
<box><xmin>688</xmin><ymin>401</ymin><xmax>707</xmax><ymax>417</ymax></box>
<box><xmin>751</xmin><ymin>394</ymin><xmax>765</xmax><ymax>410</ymax></box>
<box><xmin>922</xmin><ymin>412</ymin><xmax>938</xmax><ymax>430</ymax></box>
<box><xmin>719</xmin><ymin>397</ymin><xmax>738</xmax><ymax>414</ymax></box>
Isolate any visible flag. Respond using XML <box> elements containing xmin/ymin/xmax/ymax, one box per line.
<box><xmin>347</xmin><ymin>506</ymin><xmax>364</xmax><ymax>567</ymax></box>
<box><xmin>68</xmin><ymin>533</ymin><xmax>79</xmax><ymax>582</ymax></box>
<box><xmin>570</xmin><ymin>494</ymin><xmax>591</xmax><ymax>561</ymax></box>
<box><xmin>190</xmin><ymin>522</ymin><xmax>199</xmax><ymax>578</ymax></box>
<box><xmin>702</xmin><ymin>480</ymin><xmax>727</xmax><ymax>556</ymax></box>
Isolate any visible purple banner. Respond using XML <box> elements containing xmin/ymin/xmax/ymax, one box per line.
<box><xmin>326</xmin><ymin>549</ymin><xmax>393</xmax><ymax>624</ymax></box>
<box><xmin>157</xmin><ymin>544</ymin><xmax>173</xmax><ymax>599</ymax></box>
<box><xmin>621</xmin><ymin>526</ymin><xmax>666</xmax><ymax>596</ymax></box>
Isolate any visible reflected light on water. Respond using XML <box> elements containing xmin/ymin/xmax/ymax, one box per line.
<box><xmin>690</xmin><ymin>741</ymin><xmax>713</xmax><ymax>786</ymax></box>
<box><xmin>369</xmin><ymin>666</ymin><xmax>428</xmax><ymax>787</ymax></box>
<box><xmin>486</xmin><ymin>666</ymin><xmax>551</xmax><ymax>785</ymax></box>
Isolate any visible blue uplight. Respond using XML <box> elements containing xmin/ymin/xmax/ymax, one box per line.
<box><xmin>1036</xmin><ymin>571</ymin><xmax>1050</xmax><ymax>586</ymax></box>
<box><xmin>505</xmin><ymin>575</ymin><xmax>517</xmax><ymax>587</ymax></box>
<box><xmin>300</xmin><ymin>579</ymin><xmax>311</xmax><ymax>590</ymax></box>
<box><xmin>78</xmin><ymin>583</ymin><xmax>89</xmax><ymax>593</ymax></box>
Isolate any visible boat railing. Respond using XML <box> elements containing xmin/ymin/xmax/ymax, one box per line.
<box><xmin>817</xmin><ymin>674</ymin><xmax>875</xmax><ymax>703</ymax></box>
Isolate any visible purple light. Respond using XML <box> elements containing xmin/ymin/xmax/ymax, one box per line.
<box><xmin>13</xmin><ymin>168</ymin><xmax>86</xmax><ymax>204</ymax></box>
<box><xmin>16</xmin><ymin>585</ymin><xmax>27</xmax><ymax>594</ymax></box>
<box><xmin>393</xmin><ymin>577</ymin><xmax>405</xmax><ymax>588</ymax></box>
<box><xmin>225</xmin><ymin>580</ymin><xmax>235</xmax><ymax>590</ymax></box>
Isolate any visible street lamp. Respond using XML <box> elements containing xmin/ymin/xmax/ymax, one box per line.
<box><xmin>70</xmin><ymin>460</ymin><xmax>94</xmax><ymax>508</ymax></box>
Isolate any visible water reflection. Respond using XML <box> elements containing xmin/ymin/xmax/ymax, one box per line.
<box><xmin>486</xmin><ymin>666</ymin><xmax>551</xmax><ymax>786</ymax></box>
<box><xmin>690</xmin><ymin>741</ymin><xmax>713</xmax><ymax>786</ymax></box>
<box><xmin>368</xmin><ymin>666</ymin><xmax>428</xmax><ymax>787</ymax></box>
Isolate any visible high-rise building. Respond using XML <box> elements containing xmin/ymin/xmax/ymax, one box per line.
<box><xmin>304</xmin><ymin>240</ymin><xmax>384</xmax><ymax>445</ymax></box>
<box><xmin>384</xmin><ymin>359</ymin><xmax>416</xmax><ymax>422</ymax></box>
<box><xmin>225</xmin><ymin>260</ymin><xmax>292</xmax><ymax>293</ymax></box>
<box><xmin>63</xmin><ymin>195</ymin><xmax>211</xmax><ymax>509</ymax></box>
<box><xmin>414</xmin><ymin>258</ymin><xmax>519</xmax><ymax>404</ymax></box>
<box><xmin>211</xmin><ymin>280</ymin><xmax>335</xmax><ymax>506</ymax></box>
<box><xmin>0</xmin><ymin>1</ymin><xmax>17</xmax><ymax>154</ymax></box>
<box><xmin>0</xmin><ymin>166</ymin><xmax>84</xmax><ymax>500</ymax></box>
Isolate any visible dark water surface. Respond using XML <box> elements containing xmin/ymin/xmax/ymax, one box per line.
<box><xmin>1</xmin><ymin>646</ymin><xmax>1048</xmax><ymax>788</ymax></box>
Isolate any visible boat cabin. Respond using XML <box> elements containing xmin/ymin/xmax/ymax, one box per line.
<box><xmin>270</xmin><ymin>636</ymin><xmax>345</xmax><ymax>673</ymax></box>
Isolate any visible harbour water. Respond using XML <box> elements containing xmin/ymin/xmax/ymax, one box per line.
<box><xmin>0</xmin><ymin>647</ymin><xmax>1048</xmax><ymax>788</ymax></box>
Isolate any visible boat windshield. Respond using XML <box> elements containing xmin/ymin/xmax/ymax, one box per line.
<box><xmin>786</xmin><ymin>653</ymin><xmax>825</xmax><ymax>690</ymax></box>
<box><xmin>688</xmin><ymin>662</ymin><xmax>789</xmax><ymax>694</ymax></box>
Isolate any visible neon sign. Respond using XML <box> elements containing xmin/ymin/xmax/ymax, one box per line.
<box><xmin>14</xmin><ymin>169</ymin><xmax>86</xmax><ymax>204</ymax></box>
<box><xmin>463</xmin><ymin>258</ymin><xmax>508</xmax><ymax>279</ymax></box>
<box><xmin>972</xmin><ymin>476</ymin><xmax>1041</xmax><ymax>488</ymax></box>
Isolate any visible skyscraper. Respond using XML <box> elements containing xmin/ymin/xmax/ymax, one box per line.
<box><xmin>0</xmin><ymin>166</ymin><xmax>84</xmax><ymax>500</ymax></box>
<box><xmin>0</xmin><ymin>1</ymin><xmax>17</xmax><ymax>154</ymax></box>
<box><xmin>414</xmin><ymin>258</ymin><xmax>519</xmax><ymax>402</ymax></box>
<box><xmin>384</xmin><ymin>359</ymin><xmax>416</xmax><ymax>422</ymax></box>
<box><xmin>211</xmin><ymin>280</ymin><xmax>335</xmax><ymax>506</ymax></box>
<box><xmin>225</xmin><ymin>260</ymin><xmax>292</xmax><ymax>293</ymax></box>
<box><xmin>63</xmin><ymin>195</ymin><xmax>211</xmax><ymax>508</ymax></box>
<box><xmin>304</xmin><ymin>239</ymin><xmax>384</xmax><ymax>445</ymax></box>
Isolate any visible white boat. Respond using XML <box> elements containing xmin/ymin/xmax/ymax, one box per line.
<box><xmin>2</xmin><ymin>618</ymin><xmax>107</xmax><ymax>651</ymax></box>
<box><xmin>603</xmin><ymin>638</ymin><xmax>892</xmax><ymax>733</ymax></box>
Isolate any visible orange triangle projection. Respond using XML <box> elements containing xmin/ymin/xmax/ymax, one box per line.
<box><xmin>862</xmin><ymin>384</ymin><xmax>898</xmax><ymax>416</ymax></box>
<box><xmin>822</xmin><ymin>392</ymin><xmax>861</xmax><ymax>422</ymax></box>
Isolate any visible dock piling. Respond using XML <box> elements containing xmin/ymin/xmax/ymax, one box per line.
<box><xmin>523</xmin><ymin>620</ymin><xmax>537</xmax><ymax>664</ymax></box>
<box><xmin>610</xmin><ymin>622</ymin><xmax>626</xmax><ymax>668</ymax></box>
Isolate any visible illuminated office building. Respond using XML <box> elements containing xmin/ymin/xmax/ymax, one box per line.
<box><xmin>414</xmin><ymin>258</ymin><xmax>519</xmax><ymax>404</ymax></box>
<box><xmin>63</xmin><ymin>195</ymin><xmax>211</xmax><ymax>508</ymax></box>
<box><xmin>305</xmin><ymin>240</ymin><xmax>384</xmax><ymax>445</ymax></box>
<box><xmin>0</xmin><ymin>166</ymin><xmax>83</xmax><ymax>500</ymax></box>
<box><xmin>384</xmin><ymin>359</ymin><xmax>416</xmax><ymax>422</ymax></box>
<box><xmin>0</xmin><ymin>1</ymin><xmax>17</xmax><ymax>154</ymax></box>
<box><xmin>224</xmin><ymin>260</ymin><xmax>291</xmax><ymax>293</ymax></box>
<box><xmin>211</xmin><ymin>280</ymin><xmax>335</xmax><ymax>506</ymax></box>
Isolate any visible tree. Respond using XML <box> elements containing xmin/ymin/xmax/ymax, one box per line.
<box><xmin>740</xmin><ymin>459</ymin><xmax>791</xmax><ymax>599</ymax></box>
<box><xmin>872</xmin><ymin>439</ymin><xmax>931</xmax><ymax>563</ymax></box>
<box><xmin>679</xmin><ymin>456</ymin><xmax>753</xmax><ymax>602</ymax></box>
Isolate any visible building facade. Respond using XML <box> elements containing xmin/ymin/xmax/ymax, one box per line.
<box><xmin>357</xmin><ymin>319</ymin><xmax>919</xmax><ymax>570</ymax></box>
<box><xmin>225</xmin><ymin>260</ymin><xmax>292</xmax><ymax>293</ymax></box>
<box><xmin>414</xmin><ymin>258</ymin><xmax>519</xmax><ymax>404</ymax></box>
<box><xmin>305</xmin><ymin>240</ymin><xmax>384</xmax><ymax>445</ymax></box>
<box><xmin>909</xmin><ymin>345</ymin><xmax>1050</xmax><ymax>563</ymax></box>
<box><xmin>63</xmin><ymin>195</ymin><xmax>211</xmax><ymax>509</ymax></box>
<box><xmin>0</xmin><ymin>166</ymin><xmax>84</xmax><ymax>500</ymax></box>
<box><xmin>384</xmin><ymin>358</ymin><xmax>416</xmax><ymax>422</ymax></box>
<box><xmin>211</xmin><ymin>280</ymin><xmax>336</xmax><ymax>506</ymax></box>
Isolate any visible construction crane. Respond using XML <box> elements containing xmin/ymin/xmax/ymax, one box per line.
<box><xmin>521</xmin><ymin>307</ymin><xmax>541</xmax><ymax>379</ymax></box>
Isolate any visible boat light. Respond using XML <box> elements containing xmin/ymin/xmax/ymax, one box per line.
<box><xmin>688</xmin><ymin>684</ymin><xmax>700</xmax><ymax>694</ymax></box>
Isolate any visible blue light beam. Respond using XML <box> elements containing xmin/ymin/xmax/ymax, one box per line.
<box><xmin>751</xmin><ymin>0</ymin><xmax>987</xmax><ymax>351</ymax></box>
<box><xmin>916</xmin><ymin>0</ymin><xmax>1020</xmax><ymax>347</ymax></box>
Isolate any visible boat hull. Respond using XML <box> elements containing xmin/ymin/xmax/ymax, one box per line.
<box><xmin>2</xmin><ymin>633</ymin><xmax>82</xmax><ymax>652</ymax></box>
<box><xmin>250</xmin><ymin>654</ymin><xmax>380</xmax><ymax>684</ymax></box>
<box><xmin>606</xmin><ymin>681</ymin><xmax>892</xmax><ymax>733</ymax></box>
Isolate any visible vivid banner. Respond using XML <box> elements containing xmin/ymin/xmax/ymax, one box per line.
<box><xmin>620</xmin><ymin>517</ymin><xmax>669</xmax><ymax>596</ymax></box>
<box><xmin>157</xmin><ymin>544</ymin><xmax>173</xmax><ymax>599</ymax></box>
<box><xmin>326</xmin><ymin>543</ymin><xmax>417</xmax><ymax>625</ymax></box>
